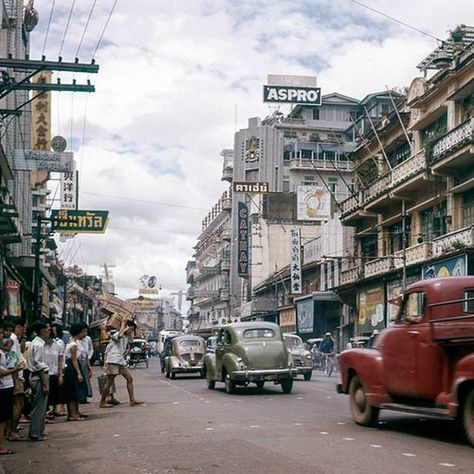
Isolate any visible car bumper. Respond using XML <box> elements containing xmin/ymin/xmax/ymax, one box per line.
<box><xmin>296</xmin><ymin>366</ymin><xmax>312</xmax><ymax>375</ymax></box>
<box><xmin>231</xmin><ymin>368</ymin><xmax>297</xmax><ymax>382</ymax></box>
<box><xmin>171</xmin><ymin>366</ymin><xmax>203</xmax><ymax>373</ymax></box>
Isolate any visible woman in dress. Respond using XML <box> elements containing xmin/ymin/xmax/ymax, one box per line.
<box><xmin>63</xmin><ymin>323</ymin><xmax>88</xmax><ymax>421</ymax></box>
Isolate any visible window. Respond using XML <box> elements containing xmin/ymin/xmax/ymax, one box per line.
<box><xmin>421</xmin><ymin>203</ymin><xmax>447</xmax><ymax>241</ymax></box>
<box><xmin>283</xmin><ymin>181</ymin><xmax>290</xmax><ymax>192</ymax></box>
<box><xmin>389</xmin><ymin>217</ymin><xmax>411</xmax><ymax>253</ymax></box>
<box><xmin>463</xmin><ymin>189</ymin><xmax>474</xmax><ymax>227</ymax></box>
<box><xmin>179</xmin><ymin>340</ymin><xmax>201</xmax><ymax>349</ymax></box>
<box><xmin>243</xmin><ymin>328</ymin><xmax>275</xmax><ymax>338</ymax></box>
<box><xmin>422</xmin><ymin>114</ymin><xmax>447</xmax><ymax>145</ymax></box>
<box><xmin>464</xmin><ymin>290</ymin><xmax>474</xmax><ymax>313</ymax></box>
<box><xmin>361</xmin><ymin>234</ymin><xmax>378</xmax><ymax>259</ymax></box>
<box><xmin>400</xmin><ymin>292</ymin><xmax>424</xmax><ymax>323</ymax></box>
<box><xmin>220</xmin><ymin>330</ymin><xmax>232</xmax><ymax>345</ymax></box>
<box><xmin>312</xmin><ymin>108</ymin><xmax>320</xmax><ymax>120</ymax></box>
<box><xmin>328</xmin><ymin>177</ymin><xmax>338</xmax><ymax>193</ymax></box>
<box><xmin>387</xmin><ymin>141</ymin><xmax>411</xmax><ymax>167</ymax></box>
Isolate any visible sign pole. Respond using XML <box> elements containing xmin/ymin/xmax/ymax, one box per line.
<box><xmin>32</xmin><ymin>214</ymin><xmax>42</xmax><ymax>322</ymax></box>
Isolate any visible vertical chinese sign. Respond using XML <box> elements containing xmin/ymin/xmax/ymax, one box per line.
<box><xmin>60</xmin><ymin>171</ymin><xmax>77</xmax><ymax>209</ymax></box>
<box><xmin>290</xmin><ymin>229</ymin><xmax>302</xmax><ymax>294</ymax></box>
<box><xmin>237</xmin><ymin>202</ymin><xmax>249</xmax><ymax>276</ymax></box>
<box><xmin>32</xmin><ymin>72</ymin><xmax>51</xmax><ymax>151</ymax></box>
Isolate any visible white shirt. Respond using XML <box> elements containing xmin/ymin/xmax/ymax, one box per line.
<box><xmin>27</xmin><ymin>336</ymin><xmax>49</xmax><ymax>374</ymax></box>
<box><xmin>77</xmin><ymin>336</ymin><xmax>94</xmax><ymax>360</ymax></box>
<box><xmin>10</xmin><ymin>332</ymin><xmax>24</xmax><ymax>381</ymax></box>
<box><xmin>43</xmin><ymin>339</ymin><xmax>65</xmax><ymax>376</ymax></box>
<box><xmin>105</xmin><ymin>337</ymin><xmax>128</xmax><ymax>366</ymax></box>
<box><xmin>0</xmin><ymin>350</ymin><xmax>14</xmax><ymax>389</ymax></box>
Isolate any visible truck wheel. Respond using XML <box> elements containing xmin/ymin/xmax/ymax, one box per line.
<box><xmin>463</xmin><ymin>388</ymin><xmax>474</xmax><ymax>447</ymax></box>
<box><xmin>281</xmin><ymin>379</ymin><xmax>293</xmax><ymax>394</ymax></box>
<box><xmin>224</xmin><ymin>373</ymin><xmax>235</xmax><ymax>394</ymax></box>
<box><xmin>304</xmin><ymin>372</ymin><xmax>312</xmax><ymax>381</ymax></box>
<box><xmin>349</xmin><ymin>375</ymin><xmax>379</xmax><ymax>426</ymax></box>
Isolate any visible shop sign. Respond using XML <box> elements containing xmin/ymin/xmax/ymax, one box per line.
<box><xmin>233</xmin><ymin>181</ymin><xmax>268</xmax><ymax>193</ymax></box>
<box><xmin>60</xmin><ymin>171</ymin><xmax>78</xmax><ymax>209</ymax></box>
<box><xmin>296</xmin><ymin>297</ymin><xmax>314</xmax><ymax>334</ymax></box>
<box><xmin>280</xmin><ymin>307</ymin><xmax>296</xmax><ymax>332</ymax></box>
<box><xmin>297</xmin><ymin>185</ymin><xmax>330</xmax><ymax>221</ymax></box>
<box><xmin>4</xmin><ymin>280</ymin><xmax>21</xmax><ymax>316</ymax></box>
<box><xmin>263</xmin><ymin>85</ymin><xmax>321</xmax><ymax>105</ymax></box>
<box><xmin>32</xmin><ymin>72</ymin><xmax>51</xmax><ymax>151</ymax></box>
<box><xmin>422</xmin><ymin>254</ymin><xmax>467</xmax><ymax>279</ymax></box>
<box><xmin>51</xmin><ymin>209</ymin><xmax>109</xmax><ymax>234</ymax></box>
<box><xmin>237</xmin><ymin>202</ymin><xmax>249</xmax><ymax>276</ymax></box>
<box><xmin>290</xmin><ymin>229</ymin><xmax>302</xmax><ymax>294</ymax></box>
<box><xmin>358</xmin><ymin>284</ymin><xmax>385</xmax><ymax>334</ymax></box>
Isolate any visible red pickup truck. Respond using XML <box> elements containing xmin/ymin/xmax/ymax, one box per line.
<box><xmin>338</xmin><ymin>276</ymin><xmax>474</xmax><ymax>447</ymax></box>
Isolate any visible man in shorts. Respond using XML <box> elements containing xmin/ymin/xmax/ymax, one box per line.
<box><xmin>99</xmin><ymin>320</ymin><xmax>143</xmax><ymax>408</ymax></box>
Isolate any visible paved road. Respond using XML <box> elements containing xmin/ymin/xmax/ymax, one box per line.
<box><xmin>1</xmin><ymin>359</ymin><xmax>473</xmax><ymax>474</ymax></box>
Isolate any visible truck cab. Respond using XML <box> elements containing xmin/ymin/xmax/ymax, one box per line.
<box><xmin>338</xmin><ymin>276</ymin><xmax>474</xmax><ymax>447</ymax></box>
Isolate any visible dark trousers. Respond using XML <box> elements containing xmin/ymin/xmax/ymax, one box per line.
<box><xmin>28</xmin><ymin>376</ymin><xmax>48</xmax><ymax>439</ymax></box>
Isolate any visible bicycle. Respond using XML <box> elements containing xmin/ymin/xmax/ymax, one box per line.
<box><xmin>320</xmin><ymin>352</ymin><xmax>336</xmax><ymax>377</ymax></box>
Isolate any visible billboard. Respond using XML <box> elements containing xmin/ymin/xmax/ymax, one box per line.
<box><xmin>422</xmin><ymin>254</ymin><xmax>467</xmax><ymax>279</ymax></box>
<box><xmin>32</xmin><ymin>72</ymin><xmax>51</xmax><ymax>151</ymax></box>
<box><xmin>296</xmin><ymin>297</ymin><xmax>314</xmax><ymax>334</ymax></box>
<box><xmin>279</xmin><ymin>307</ymin><xmax>296</xmax><ymax>333</ymax></box>
<box><xmin>357</xmin><ymin>285</ymin><xmax>385</xmax><ymax>334</ymax></box>
<box><xmin>263</xmin><ymin>85</ymin><xmax>321</xmax><ymax>105</ymax></box>
<box><xmin>51</xmin><ymin>209</ymin><xmax>109</xmax><ymax>234</ymax></box>
<box><xmin>237</xmin><ymin>202</ymin><xmax>249</xmax><ymax>276</ymax></box>
<box><xmin>297</xmin><ymin>186</ymin><xmax>331</xmax><ymax>221</ymax></box>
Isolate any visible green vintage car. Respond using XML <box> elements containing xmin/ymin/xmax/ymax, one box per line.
<box><xmin>203</xmin><ymin>322</ymin><xmax>298</xmax><ymax>394</ymax></box>
<box><xmin>283</xmin><ymin>333</ymin><xmax>313</xmax><ymax>381</ymax></box>
<box><xmin>163</xmin><ymin>335</ymin><xmax>206</xmax><ymax>379</ymax></box>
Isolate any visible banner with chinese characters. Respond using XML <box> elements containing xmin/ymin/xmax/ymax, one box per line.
<box><xmin>237</xmin><ymin>202</ymin><xmax>249</xmax><ymax>276</ymax></box>
<box><xmin>290</xmin><ymin>228</ymin><xmax>302</xmax><ymax>294</ymax></box>
<box><xmin>60</xmin><ymin>171</ymin><xmax>78</xmax><ymax>209</ymax></box>
<box><xmin>51</xmin><ymin>209</ymin><xmax>109</xmax><ymax>234</ymax></box>
<box><xmin>297</xmin><ymin>185</ymin><xmax>331</xmax><ymax>221</ymax></box>
<box><xmin>32</xmin><ymin>72</ymin><xmax>51</xmax><ymax>150</ymax></box>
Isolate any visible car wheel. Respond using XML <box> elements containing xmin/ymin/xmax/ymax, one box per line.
<box><xmin>349</xmin><ymin>375</ymin><xmax>379</xmax><ymax>426</ymax></box>
<box><xmin>304</xmin><ymin>372</ymin><xmax>312</xmax><ymax>381</ymax></box>
<box><xmin>161</xmin><ymin>363</ymin><xmax>164</xmax><ymax>373</ymax></box>
<box><xmin>205</xmin><ymin>364</ymin><xmax>215</xmax><ymax>389</ymax></box>
<box><xmin>224</xmin><ymin>373</ymin><xmax>235</xmax><ymax>394</ymax></box>
<box><xmin>463</xmin><ymin>388</ymin><xmax>474</xmax><ymax>447</ymax></box>
<box><xmin>171</xmin><ymin>372</ymin><xmax>176</xmax><ymax>380</ymax></box>
<box><xmin>256</xmin><ymin>381</ymin><xmax>265</xmax><ymax>390</ymax></box>
<box><xmin>281</xmin><ymin>379</ymin><xmax>293</xmax><ymax>394</ymax></box>
<box><xmin>165</xmin><ymin>369</ymin><xmax>170</xmax><ymax>378</ymax></box>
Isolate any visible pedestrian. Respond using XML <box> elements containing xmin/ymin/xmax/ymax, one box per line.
<box><xmin>26</xmin><ymin>319</ymin><xmax>51</xmax><ymax>441</ymax></box>
<box><xmin>100</xmin><ymin>319</ymin><xmax>143</xmax><ymax>408</ymax></box>
<box><xmin>0</xmin><ymin>326</ymin><xmax>25</xmax><ymax>455</ymax></box>
<box><xmin>77</xmin><ymin>323</ymin><xmax>93</xmax><ymax>401</ymax></box>
<box><xmin>44</xmin><ymin>324</ymin><xmax>66</xmax><ymax>418</ymax></box>
<box><xmin>368</xmin><ymin>329</ymin><xmax>379</xmax><ymax>348</ymax></box>
<box><xmin>63</xmin><ymin>323</ymin><xmax>88</xmax><ymax>421</ymax></box>
<box><xmin>2</xmin><ymin>318</ymin><xmax>26</xmax><ymax>441</ymax></box>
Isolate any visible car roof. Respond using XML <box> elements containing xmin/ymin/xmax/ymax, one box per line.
<box><xmin>221</xmin><ymin>321</ymin><xmax>279</xmax><ymax>331</ymax></box>
<box><xmin>173</xmin><ymin>335</ymin><xmax>204</xmax><ymax>342</ymax></box>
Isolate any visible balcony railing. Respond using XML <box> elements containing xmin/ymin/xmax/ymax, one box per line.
<box><xmin>433</xmin><ymin>226</ymin><xmax>474</xmax><ymax>257</ymax></box>
<box><xmin>193</xmin><ymin>289</ymin><xmax>220</xmax><ymax>298</ymax></box>
<box><xmin>365</xmin><ymin>174</ymin><xmax>391</xmax><ymax>203</ymax></box>
<box><xmin>340</xmin><ymin>266</ymin><xmax>363</xmax><ymax>285</ymax></box>
<box><xmin>431</xmin><ymin>118</ymin><xmax>473</xmax><ymax>163</ymax></box>
<box><xmin>288</xmin><ymin>158</ymin><xmax>353</xmax><ymax>171</ymax></box>
<box><xmin>340</xmin><ymin>192</ymin><xmax>361</xmax><ymax>217</ymax></box>
<box><xmin>222</xmin><ymin>197</ymin><xmax>232</xmax><ymax>211</ymax></box>
<box><xmin>391</xmin><ymin>149</ymin><xmax>426</xmax><ymax>186</ymax></box>
<box><xmin>221</xmin><ymin>228</ymin><xmax>231</xmax><ymax>241</ymax></box>
<box><xmin>394</xmin><ymin>242</ymin><xmax>433</xmax><ymax>269</ymax></box>
<box><xmin>220</xmin><ymin>259</ymin><xmax>231</xmax><ymax>272</ymax></box>
<box><xmin>222</xmin><ymin>165</ymin><xmax>233</xmax><ymax>182</ymax></box>
<box><xmin>364</xmin><ymin>257</ymin><xmax>393</xmax><ymax>278</ymax></box>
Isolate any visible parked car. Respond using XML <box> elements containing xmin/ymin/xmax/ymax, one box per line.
<box><xmin>283</xmin><ymin>333</ymin><xmax>313</xmax><ymax>381</ymax></box>
<box><xmin>203</xmin><ymin>322</ymin><xmax>297</xmax><ymax>394</ymax></box>
<box><xmin>163</xmin><ymin>335</ymin><xmax>205</xmax><ymax>379</ymax></box>
<box><xmin>337</xmin><ymin>277</ymin><xmax>474</xmax><ymax>447</ymax></box>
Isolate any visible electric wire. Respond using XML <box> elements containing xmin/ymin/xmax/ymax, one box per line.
<box><xmin>59</xmin><ymin>0</ymin><xmax>76</xmax><ymax>57</ymax></box>
<box><xmin>75</xmin><ymin>0</ymin><xmax>97</xmax><ymax>58</ymax></box>
<box><xmin>42</xmin><ymin>0</ymin><xmax>56</xmax><ymax>56</ymax></box>
<box><xmin>92</xmin><ymin>0</ymin><xmax>119</xmax><ymax>59</ymax></box>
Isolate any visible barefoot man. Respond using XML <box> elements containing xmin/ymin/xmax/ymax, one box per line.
<box><xmin>100</xmin><ymin>320</ymin><xmax>143</xmax><ymax>408</ymax></box>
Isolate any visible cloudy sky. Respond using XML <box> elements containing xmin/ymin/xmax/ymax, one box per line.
<box><xmin>29</xmin><ymin>0</ymin><xmax>473</xmax><ymax>301</ymax></box>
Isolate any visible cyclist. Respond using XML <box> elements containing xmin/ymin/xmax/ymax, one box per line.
<box><xmin>320</xmin><ymin>332</ymin><xmax>335</xmax><ymax>354</ymax></box>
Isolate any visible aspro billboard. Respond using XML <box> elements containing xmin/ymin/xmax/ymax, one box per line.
<box><xmin>263</xmin><ymin>85</ymin><xmax>321</xmax><ymax>105</ymax></box>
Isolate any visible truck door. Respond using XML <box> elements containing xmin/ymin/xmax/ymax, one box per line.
<box><xmin>383</xmin><ymin>292</ymin><xmax>424</xmax><ymax>399</ymax></box>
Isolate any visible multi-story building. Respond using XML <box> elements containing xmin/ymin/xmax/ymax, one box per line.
<box><xmin>337</xmin><ymin>26</ymin><xmax>474</xmax><ymax>336</ymax></box>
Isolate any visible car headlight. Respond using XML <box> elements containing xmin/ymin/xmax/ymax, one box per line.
<box><xmin>305</xmin><ymin>354</ymin><xmax>312</xmax><ymax>360</ymax></box>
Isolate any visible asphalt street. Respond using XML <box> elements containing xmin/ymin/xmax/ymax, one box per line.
<box><xmin>1</xmin><ymin>359</ymin><xmax>473</xmax><ymax>474</ymax></box>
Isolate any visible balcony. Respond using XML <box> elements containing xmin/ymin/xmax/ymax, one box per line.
<box><xmin>0</xmin><ymin>186</ymin><xmax>22</xmax><ymax>244</ymax></box>
<box><xmin>222</xmin><ymin>165</ymin><xmax>233</xmax><ymax>182</ymax></box>
<box><xmin>222</xmin><ymin>197</ymin><xmax>232</xmax><ymax>211</ymax></box>
<box><xmin>220</xmin><ymin>289</ymin><xmax>230</xmax><ymax>301</ymax></box>
<box><xmin>195</xmin><ymin>264</ymin><xmax>220</xmax><ymax>280</ymax></box>
<box><xmin>364</xmin><ymin>257</ymin><xmax>393</xmax><ymax>278</ymax></box>
<box><xmin>193</xmin><ymin>289</ymin><xmax>220</xmax><ymax>299</ymax></box>
<box><xmin>430</xmin><ymin>118</ymin><xmax>474</xmax><ymax>174</ymax></box>
<box><xmin>221</xmin><ymin>227</ymin><xmax>231</xmax><ymax>241</ymax></box>
<box><xmin>364</xmin><ymin>174</ymin><xmax>391</xmax><ymax>204</ymax></box>
<box><xmin>220</xmin><ymin>259</ymin><xmax>231</xmax><ymax>272</ymax></box>
<box><xmin>433</xmin><ymin>226</ymin><xmax>474</xmax><ymax>257</ymax></box>
<box><xmin>288</xmin><ymin>158</ymin><xmax>353</xmax><ymax>171</ymax></box>
<box><xmin>340</xmin><ymin>266</ymin><xmax>364</xmax><ymax>285</ymax></box>
<box><xmin>394</xmin><ymin>242</ymin><xmax>433</xmax><ymax>269</ymax></box>
<box><xmin>340</xmin><ymin>193</ymin><xmax>361</xmax><ymax>219</ymax></box>
<box><xmin>391</xmin><ymin>149</ymin><xmax>427</xmax><ymax>189</ymax></box>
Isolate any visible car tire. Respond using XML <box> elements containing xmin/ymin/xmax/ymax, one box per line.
<box><xmin>171</xmin><ymin>372</ymin><xmax>176</xmax><ymax>380</ymax></box>
<box><xmin>205</xmin><ymin>365</ymin><xmax>215</xmax><ymax>389</ymax></box>
<box><xmin>165</xmin><ymin>369</ymin><xmax>170</xmax><ymax>378</ymax></box>
<box><xmin>281</xmin><ymin>379</ymin><xmax>293</xmax><ymax>394</ymax></box>
<box><xmin>304</xmin><ymin>372</ymin><xmax>312</xmax><ymax>381</ymax></box>
<box><xmin>224</xmin><ymin>373</ymin><xmax>235</xmax><ymax>394</ymax></box>
<box><xmin>463</xmin><ymin>388</ymin><xmax>474</xmax><ymax>447</ymax></box>
<box><xmin>256</xmin><ymin>381</ymin><xmax>265</xmax><ymax>390</ymax></box>
<box><xmin>349</xmin><ymin>375</ymin><xmax>379</xmax><ymax>426</ymax></box>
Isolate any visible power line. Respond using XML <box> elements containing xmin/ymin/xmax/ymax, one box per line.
<box><xmin>42</xmin><ymin>0</ymin><xmax>55</xmax><ymax>56</ymax></box>
<box><xmin>350</xmin><ymin>0</ymin><xmax>443</xmax><ymax>43</ymax></box>
<box><xmin>92</xmin><ymin>0</ymin><xmax>119</xmax><ymax>59</ymax></box>
<box><xmin>80</xmin><ymin>191</ymin><xmax>208</xmax><ymax>211</ymax></box>
<box><xmin>75</xmin><ymin>0</ymin><xmax>97</xmax><ymax>58</ymax></box>
<box><xmin>59</xmin><ymin>0</ymin><xmax>76</xmax><ymax>57</ymax></box>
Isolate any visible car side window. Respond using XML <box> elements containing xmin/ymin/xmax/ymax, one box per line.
<box><xmin>222</xmin><ymin>331</ymin><xmax>232</xmax><ymax>345</ymax></box>
<box><xmin>400</xmin><ymin>292</ymin><xmax>424</xmax><ymax>324</ymax></box>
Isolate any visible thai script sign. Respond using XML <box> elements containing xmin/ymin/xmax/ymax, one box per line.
<box><xmin>290</xmin><ymin>229</ymin><xmax>302</xmax><ymax>294</ymax></box>
<box><xmin>237</xmin><ymin>202</ymin><xmax>249</xmax><ymax>276</ymax></box>
<box><xmin>263</xmin><ymin>85</ymin><xmax>321</xmax><ymax>105</ymax></box>
<box><xmin>51</xmin><ymin>209</ymin><xmax>109</xmax><ymax>234</ymax></box>
<box><xmin>233</xmin><ymin>181</ymin><xmax>269</xmax><ymax>194</ymax></box>
<box><xmin>297</xmin><ymin>185</ymin><xmax>331</xmax><ymax>221</ymax></box>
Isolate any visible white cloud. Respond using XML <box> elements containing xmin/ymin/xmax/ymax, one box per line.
<box><xmin>29</xmin><ymin>0</ymin><xmax>473</xmax><ymax>299</ymax></box>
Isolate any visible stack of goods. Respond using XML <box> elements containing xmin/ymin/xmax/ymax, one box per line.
<box><xmin>98</xmin><ymin>294</ymin><xmax>136</xmax><ymax>330</ymax></box>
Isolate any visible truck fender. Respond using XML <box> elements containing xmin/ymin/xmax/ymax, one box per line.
<box><xmin>339</xmin><ymin>349</ymin><xmax>386</xmax><ymax>405</ymax></box>
<box><xmin>453</xmin><ymin>353</ymin><xmax>474</xmax><ymax>413</ymax></box>
<box><xmin>203</xmin><ymin>354</ymin><xmax>217</xmax><ymax>381</ymax></box>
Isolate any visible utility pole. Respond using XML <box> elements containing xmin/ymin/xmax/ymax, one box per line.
<box><xmin>402</xmin><ymin>200</ymin><xmax>407</xmax><ymax>293</ymax></box>
<box><xmin>32</xmin><ymin>214</ymin><xmax>42</xmax><ymax>322</ymax></box>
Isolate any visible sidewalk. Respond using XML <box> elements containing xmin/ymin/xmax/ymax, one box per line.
<box><xmin>0</xmin><ymin>366</ymin><xmax>153</xmax><ymax>474</ymax></box>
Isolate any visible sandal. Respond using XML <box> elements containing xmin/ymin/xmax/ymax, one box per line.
<box><xmin>0</xmin><ymin>448</ymin><xmax>15</xmax><ymax>455</ymax></box>
<box><xmin>6</xmin><ymin>435</ymin><xmax>27</xmax><ymax>442</ymax></box>
<box><xmin>66</xmin><ymin>417</ymin><xmax>86</xmax><ymax>421</ymax></box>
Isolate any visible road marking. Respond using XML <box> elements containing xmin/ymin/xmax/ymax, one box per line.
<box><xmin>343</xmin><ymin>437</ymin><xmax>354</xmax><ymax>441</ymax></box>
<box><xmin>320</xmin><ymin>432</ymin><xmax>329</xmax><ymax>435</ymax></box>
<box><xmin>293</xmin><ymin>423</ymin><xmax>303</xmax><ymax>426</ymax></box>
<box><xmin>251</xmin><ymin>425</ymin><xmax>260</xmax><ymax>429</ymax></box>
<box><xmin>205</xmin><ymin>401</ymin><xmax>210</xmax><ymax>404</ymax></box>
<box><xmin>113</xmin><ymin>434</ymin><xmax>120</xmax><ymax>438</ymax></box>
<box><xmin>401</xmin><ymin>453</ymin><xmax>416</xmax><ymax>457</ymax></box>
<box><xmin>439</xmin><ymin>463</ymin><xmax>456</xmax><ymax>468</ymax></box>
<box><xmin>337</xmin><ymin>422</ymin><xmax>346</xmax><ymax>425</ymax></box>
<box><xmin>370</xmin><ymin>444</ymin><xmax>382</xmax><ymax>448</ymax></box>
<box><xmin>199</xmin><ymin>398</ymin><xmax>204</xmax><ymax>400</ymax></box>
<box><xmin>173</xmin><ymin>402</ymin><xmax>180</xmax><ymax>405</ymax></box>
<box><xmin>297</xmin><ymin>397</ymin><xmax>304</xmax><ymax>400</ymax></box>
<box><xmin>327</xmin><ymin>396</ymin><xmax>332</xmax><ymax>399</ymax></box>
<box><xmin>205</xmin><ymin>428</ymin><xmax>214</xmax><ymax>431</ymax></box>
<box><xmin>160</xmin><ymin>431</ymin><xmax>168</xmax><ymax>434</ymax></box>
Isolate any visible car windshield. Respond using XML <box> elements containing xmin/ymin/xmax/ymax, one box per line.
<box><xmin>179</xmin><ymin>340</ymin><xmax>201</xmax><ymax>350</ymax></box>
<box><xmin>283</xmin><ymin>335</ymin><xmax>303</xmax><ymax>349</ymax></box>
<box><xmin>243</xmin><ymin>328</ymin><xmax>275</xmax><ymax>338</ymax></box>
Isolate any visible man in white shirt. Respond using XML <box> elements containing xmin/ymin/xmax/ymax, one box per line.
<box><xmin>100</xmin><ymin>320</ymin><xmax>143</xmax><ymax>408</ymax></box>
<box><xmin>27</xmin><ymin>320</ymin><xmax>51</xmax><ymax>441</ymax></box>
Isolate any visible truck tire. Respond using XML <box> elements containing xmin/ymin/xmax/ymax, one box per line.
<box><xmin>349</xmin><ymin>375</ymin><xmax>379</xmax><ymax>426</ymax></box>
<box><xmin>463</xmin><ymin>388</ymin><xmax>474</xmax><ymax>447</ymax></box>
